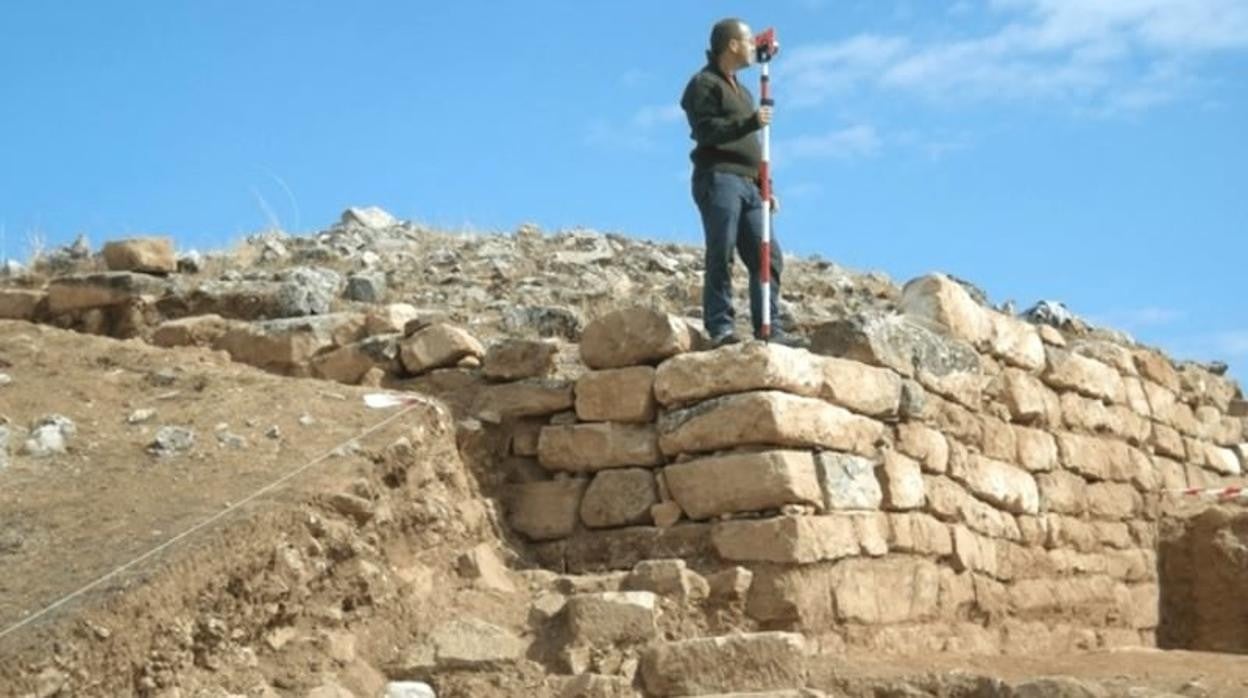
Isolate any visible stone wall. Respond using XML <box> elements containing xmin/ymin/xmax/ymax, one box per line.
<box><xmin>487</xmin><ymin>274</ymin><xmax>1247</xmax><ymax>654</ymax></box>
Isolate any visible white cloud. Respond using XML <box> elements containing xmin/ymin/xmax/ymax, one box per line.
<box><xmin>779</xmin><ymin>124</ymin><xmax>881</xmax><ymax>160</ymax></box>
<box><xmin>632</xmin><ymin>104</ymin><xmax>684</xmax><ymax>128</ymax></box>
<box><xmin>784</xmin><ymin>0</ymin><xmax>1248</xmax><ymax>112</ymax></box>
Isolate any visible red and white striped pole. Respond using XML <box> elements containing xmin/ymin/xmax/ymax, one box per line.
<box><xmin>755</xmin><ymin>28</ymin><xmax>778</xmax><ymax>341</ymax></box>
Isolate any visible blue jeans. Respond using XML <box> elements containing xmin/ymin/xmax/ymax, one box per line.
<box><xmin>692</xmin><ymin>170</ymin><xmax>783</xmax><ymax>339</ymax></box>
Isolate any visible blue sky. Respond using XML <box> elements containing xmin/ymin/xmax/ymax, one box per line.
<box><xmin>2</xmin><ymin>1</ymin><xmax>1246</xmax><ymax>375</ymax></box>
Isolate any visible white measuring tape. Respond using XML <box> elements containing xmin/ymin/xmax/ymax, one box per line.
<box><xmin>0</xmin><ymin>393</ymin><xmax>431</xmax><ymax>642</ymax></box>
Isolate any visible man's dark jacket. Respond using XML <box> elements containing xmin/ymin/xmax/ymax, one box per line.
<box><xmin>680</xmin><ymin>63</ymin><xmax>763</xmax><ymax>179</ymax></box>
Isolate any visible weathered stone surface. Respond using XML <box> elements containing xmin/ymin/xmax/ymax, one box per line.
<box><xmin>1179</xmin><ymin>364</ymin><xmax>1238</xmax><ymax>411</ymax></box>
<box><xmin>658</xmin><ymin>391</ymin><xmax>885</xmax><ymax>458</ymax></box>
<box><xmin>1014</xmin><ymin>426</ymin><xmax>1058</xmax><ymax>472</ymax></box>
<box><xmin>707</xmin><ymin>567</ymin><xmax>754</xmax><ymax>603</ymax></box>
<box><xmin>151</xmin><ymin>313</ymin><xmax>239</xmax><ymax>347</ymax></box>
<box><xmin>580</xmin><ymin>468</ymin><xmax>657</xmax><ymax>528</ymax></box>
<box><xmin>576</xmin><ymin>366</ymin><xmax>656</xmax><ymax>422</ymax></box>
<box><xmin>215</xmin><ymin>314</ymin><xmax>361</xmax><ymax>373</ymax></box>
<box><xmin>712</xmin><ymin>515</ymin><xmax>861</xmax><ymax>563</ymax></box>
<box><xmin>1042</xmin><ymin>348</ymin><xmax>1126</xmax><ymax>404</ymax></box>
<box><xmin>652</xmin><ymin>342</ymin><xmax>822</xmax><ymax>406</ymax></box>
<box><xmin>923</xmin><ymin>476</ymin><xmax>1021</xmax><ymax>540</ymax></box>
<box><xmin>1055</xmin><ymin>432</ymin><xmax>1134</xmax><ymax>482</ymax></box>
<box><xmin>623</xmin><ymin>559</ymin><xmax>708</xmax><ymax>601</ymax></box>
<box><xmin>1149</xmin><ymin>422</ymin><xmax>1187</xmax><ymax>460</ymax></box>
<box><xmin>344</xmin><ymin>270</ymin><xmax>386</xmax><ymax>302</ymax></box>
<box><xmin>102</xmin><ymin>237</ymin><xmax>176</xmax><ymax>274</ymax></box>
<box><xmin>342</xmin><ymin>205</ymin><xmax>398</xmax><ymax>229</ymax></box>
<box><xmin>663</xmin><ymin>450</ymin><xmax>822</xmax><ymax>520</ymax></box>
<box><xmin>817</xmin><ymin>452</ymin><xmax>883</xmax><ymax>510</ymax></box>
<box><xmin>564</xmin><ymin>591</ymin><xmax>658</xmax><ymax>646</ymax></box>
<box><xmin>483</xmin><ymin>338</ymin><xmax>559</xmax><ymax>381</ymax></box>
<box><xmin>878</xmin><ymin>451</ymin><xmax>925</xmax><ymax>510</ymax></box>
<box><xmin>1133</xmin><ymin>349</ymin><xmax>1181</xmax><ymax>392</ymax></box>
<box><xmin>832</xmin><ymin>556</ymin><xmax>943</xmax><ymax>624</ymax></box>
<box><xmin>900</xmin><ymin>274</ymin><xmax>993</xmax><ymax>347</ymax></box>
<box><xmin>364</xmin><ymin>303</ymin><xmax>421</xmax><ymax>335</ymax></box>
<box><xmin>430</xmin><ymin>618</ymin><xmax>527</xmax><ymax>669</ymax></box>
<box><xmin>951</xmin><ymin>525</ymin><xmax>999</xmax><ymax>577</ymax></box>
<box><xmin>1036</xmin><ymin>470</ymin><xmax>1088</xmax><ymax>515</ymax></box>
<box><xmin>811</xmin><ymin>310</ymin><xmax>981</xmax><ymax>384</ymax></box>
<box><xmin>46</xmin><ymin>272</ymin><xmax>169</xmax><ymax>313</ymax></box>
<box><xmin>1086</xmin><ymin>482</ymin><xmax>1141</xmax><ymax>520</ymax></box>
<box><xmin>988</xmin><ymin>312</ymin><xmax>1045</xmax><ymax>371</ymax></box>
<box><xmin>580</xmin><ymin>306</ymin><xmax>693</xmax><ymax>369</ymax></box>
<box><xmin>1122</xmin><ymin>376</ymin><xmax>1153</xmax><ymax>417</ymax></box>
<box><xmin>399</xmin><ymin>323</ymin><xmax>484</xmax><ymax>375</ymax></box>
<box><xmin>539</xmin><ymin>423</ymin><xmax>661</xmax><ymax>472</ymax></box>
<box><xmin>507</xmin><ymin>479</ymin><xmax>587</xmax><ymax>541</ymax></box>
<box><xmin>896</xmin><ymin>423</ymin><xmax>949</xmax><ymax>473</ymax></box>
<box><xmin>980</xmin><ymin>416</ymin><xmax>1018</xmax><ymax>462</ymax></box>
<box><xmin>312</xmin><ymin>334</ymin><xmax>401</xmax><ymax>383</ymax></box>
<box><xmin>1001</xmin><ymin>368</ymin><xmax>1061</xmax><ymax>426</ymax></box>
<box><xmin>0</xmin><ymin>288</ymin><xmax>44</xmax><ymax>320</ymax></box>
<box><xmin>887</xmin><ymin>513</ymin><xmax>953</xmax><ymax>556</ymax></box>
<box><xmin>640</xmin><ymin>633</ymin><xmax>808</xmax><ymax>697</ymax></box>
<box><xmin>820</xmin><ymin>355</ymin><xmax>903</xmax><ymax>418</ymax></box>
<box><xmin>475</xmin><ymin>380</ymin><xmax>574</xmax><ymax>421</ymax></box>
<box><xmin>952</xmin><ymin>455</ymin><xmax>1040</xmax><ymax>515</ymax></box>
<box><xmin>457</xmin><ymin>543</ymin><xmax>516</xmax><ymax>593</ymax></box>
<box><xmin>558</xmin><ymin>674</ymin><xmax>636</xmax><ymax>698</ymax></box>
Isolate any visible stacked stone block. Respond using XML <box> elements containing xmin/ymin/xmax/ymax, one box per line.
<box><xmin>496</xmin><ymin>278</ymin><xmax>1248</xmax><ymax>654</ymax></box>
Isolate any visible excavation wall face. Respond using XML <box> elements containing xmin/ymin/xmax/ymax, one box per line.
<box><xmin>480</xmin><ymin>277</ymin><xmax>1247</xmax><ymax>655</ymax></box>
<box><xmin>1158</xmin><ymin>508</ymin><xmax>1248</xmax><ymax>654</ymax></box>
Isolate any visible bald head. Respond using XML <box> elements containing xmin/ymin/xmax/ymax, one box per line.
<box><xmin>707</xmin><ymin>17</ymin><xmax>754</xmax><ymax>68</ymax></box>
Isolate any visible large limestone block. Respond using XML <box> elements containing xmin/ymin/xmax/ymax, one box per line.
<box><xmin>46</xmin><ymin>271</ymin><xmax>169</xmax><ymax>313</ymax></box>
<box><xmin>640</xmin><ymin>633</ymin><xmax>808</xmax><ymax>697</ymax></box>
<box><xmin>711</xmin><ymin>515</ymin><xmax>861</xmax><ymax>564</ymax></box>
<box><xmin>652</xmin><ymin>341</ymin><xmax>822</xmax><ymax>406</ymax></box>
<box><xmin>475</xmin><ymin>380</ymin><xmax>574</xmax><ymax>421</ymax></box>
<box><xmin>0</xmin><ymin>288</ymin><xmax>44</xmax><ymax>320</ymax></box>
<box><xmin>924</xmin><ymin>476</ymin><xmax>1021</xmax><ymax>540</ymax></box>
<box><xmin>215</xmin><ymin>315</ymin><xmax>359</xmax><ymax>373</ymax></box>
<box><xmin>820</xmin><ymin>355</ymin><xmax>903</xmax><ymax>418</ymax></box>
<box><xmin>580</xmin><ymin>306</ymin><xmax>693</xmax><ymax>369</ymax></box>
<box><xmin>482</xmin><ymin>338</ymin><xmax>559</xmax><ymax>381</ymax></box>
<box><xmin>506</xmin><ymin>479</ymin><xmax>587</xmax><ymax>541</ymax></box>
<box><xmin>429</xmin><ymin>618</ymin><xmax>527</xmax><ymax>669</ymax></box>
<box><xmin>988</xmin><ymin>312</ymin><xmax>1045</xmax><ymax>371</ymax></box>
<box><xmin>1085</xmin><ymin>482</ymin><xmax>1142</xmax><ymax>520</ymax></box>
<box><xmin>1014</xmin><ymin>426</ymin><xmax>1058</xmax><ymax>472</ymax></box>
<box><xmin>896</xmin><ymin>423</ymin><xmax>949</xmax><ymax>473</ymax></box>
<box><xmin>564</xmin><ymin>591</ymin><xmax>658</xmax><ymax>646</ymax></box>
<box><xmin>576</xmin><ymin>366</ymin><xmax>657</xmax><ymax>422</ymax></box>
<box><xmin>1002</xmin><ymin>368</ymin><xmax>1062</xmax><ymax>426</ymax></box>
<box><xmin>1133</xmin><ymin>349</ymin><xmax>1181</xmax><ymax>392</ymax></box>
<box><xmin>887</xmin><ymin>513</ymin><xmax>953</xmax><ymax>556</ymax></box>
<box><xmin>102</xmin><ymin>237</ymin><xmax>176</xmax><ymax>273</ymax></box>
<box><xmin>900</xmin><ymin>274</ymin><xmax>993</xmax><ymax>347</ymax></box>
<box><xmin>663</xmin><ymin>450</ymin><xmax>822</xmax><ymax>520</ymax></box>
<box><xmin>831</xmin><ymin>556</ymin><xmax>942</xmax><ymax>624</ymax></box>
<box><xmin>1042</xmin><ymin>348</ymin><xmax>1127</xmax><ymax>404</ymax></box>
<box><xmin>953</xmin><ymin>455</ymin><xmax>1040</xmax><ymax>515</ymax></box>
<box><xmin>399</xmin><ymin>323</ymin><xmax>484</xmax><ymax>375</ymax></box>
<box><xmin>658</xmin><ymin>390</ymin><xmax>885</xmax><ymax>458</ymax></box>
<box><xmin>1036</xmin><ymin>470</ymin><xmax>1089</xmax><ymax>515</ymax></box>
<box><xmin>579</xmin><ymin>468</ymin><xmax>656</xmax><ymax>528</ymax></box>
<box><xmin>878</xmin><ymin>451</ymin><xmax>925</xmax><ymax>510</ymax></box>
<box><xmin>364</xmin><ymin>303</ymin><xmax>422</xmax><ymax>336</ymax></box>
<box><xmin>817</xmin><ymin>452</ymin><xmax>883</xmax><ymax>510</ymax></box>
<box><xmin>312</xmin><ymin>334</ymin><xmax>401</xmax><ymax>384</ymax></box>
<box><xmin>538</xmin><ymin>423</ymin><xmax>662</xmax><ymax>472</ymax></box>
<box><xmin>1055</xmin><ymin>432</ymin><xmax>1134</xmax><ymax>482</ymax></box>
<box><xmin>151</xmin><ymin>313</ymin><xmax>240</xmax><ymax>347</ymax></box>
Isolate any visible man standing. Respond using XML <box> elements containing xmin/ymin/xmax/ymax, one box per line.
<box><xmin>681</xmin><ymin>17</ymin><xmax>803</xmax><ymax>348</ymax></box>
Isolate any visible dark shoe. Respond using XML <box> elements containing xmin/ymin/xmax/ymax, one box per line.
<box><xmin>760</xmin><ymin>330</ymin><xmax>809</xmax><ymax>349</ymax></box>
<box><xmin>710</xmin><ymin>332</ymin><xmax>741</xmax><ymax>348</ymax></box>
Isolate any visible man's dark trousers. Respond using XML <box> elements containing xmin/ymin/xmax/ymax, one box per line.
<box><xmin>692</xmin><ymin>169</ymin><xmax>783</xmax><ymax>340</ymax></box>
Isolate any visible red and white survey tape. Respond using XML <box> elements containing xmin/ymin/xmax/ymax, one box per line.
<box><xmin>1165</xmin><ymin>485</ymin><xmax>1248</xmax><ymax>501</ymax></box>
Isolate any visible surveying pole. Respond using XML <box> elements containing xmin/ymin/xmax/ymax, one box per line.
<box><xmin>754</xmin><ymin>28</ymin><xmax>779</xmax><ymax>341</ymax></box>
